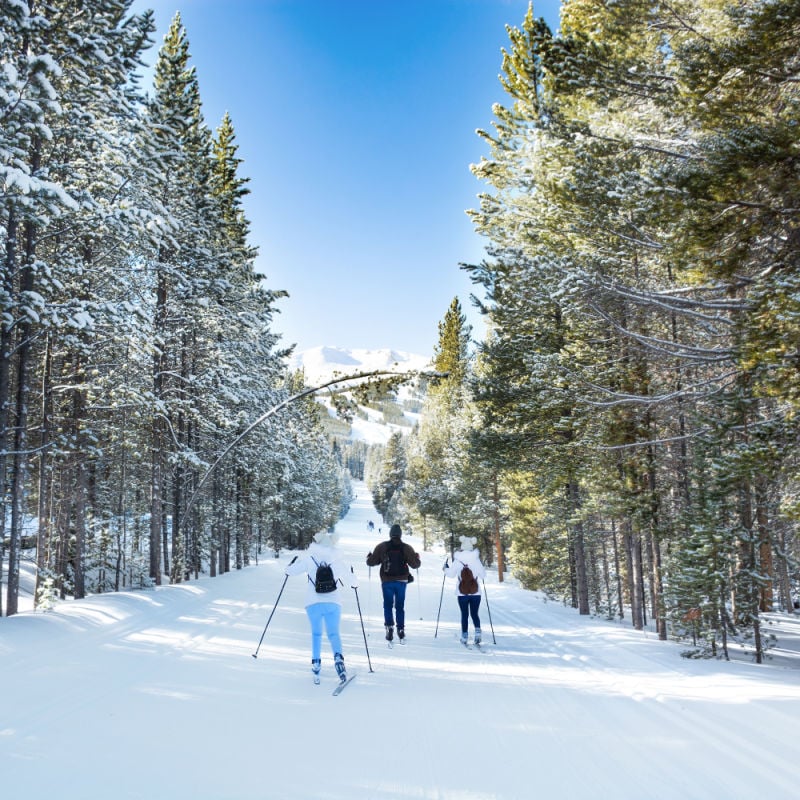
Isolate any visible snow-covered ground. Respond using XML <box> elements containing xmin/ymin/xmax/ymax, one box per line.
<box><xmin>349</xmin><ymin>404</ymin><xmax>399</xmax><ymax>444</ymax></box>
<box><xmin>2</xmin><ymin>483</ymin><xmax>799</xmax><ymax>800</ymax></box>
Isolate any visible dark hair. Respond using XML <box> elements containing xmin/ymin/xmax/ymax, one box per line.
<box><xmin>389</xmin><ymin>524</ymin><xmax>402</xmax><ymax>539</ymax></box>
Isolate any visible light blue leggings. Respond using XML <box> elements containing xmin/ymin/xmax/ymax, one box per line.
<box><xmin>306</xmin><ymin>602</ymin><xmax>343</xmax><ymax>660</ymax></box>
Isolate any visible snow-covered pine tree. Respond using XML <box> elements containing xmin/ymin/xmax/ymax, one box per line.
<box><xmin>201</xmin><ymin>111</ymin><xmax>289</xmax><ymax>575</ymax></box>
<box><xmin>371</xmin><ymin>431</ymin><xmax>406</xmax><ymax>520</ymax></box>
<box><xmin>1</xmin><ymin>0</ymin><xmax>154</xmax><ymax>612</ymax></box>
<box><xmin>140</xmin><ymin>12</ymin><xmax>218</xmax><ymax>584</ymax></box>
<box><xmin>463</xmin><ymin>0</ymin><xmax>800</xmax><ymax>645</ymax></box>
<box><xmin>403</xmin><ymin>299</ymin><xmax>488</xmax><ymax>557</ymax></box>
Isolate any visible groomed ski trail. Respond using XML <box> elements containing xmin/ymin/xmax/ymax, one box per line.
<box><xmin>2</xmin><ymin>481</ymin><xmax>799</xmax><ymax>800</ymax></box>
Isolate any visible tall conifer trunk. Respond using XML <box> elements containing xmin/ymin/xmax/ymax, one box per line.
<box><xmin>149</xmin><ymin>270</ymin><xmax>167</xmax><ymax>585</ymax></box>
<box><xmin>611</xmin><ymin>519</ymin><xmax>624</xmax><ymax>620</ymax></box>
<box><xmin>624</xmin><ymin>522</ymin><xmax>643</xmax><ymax>630</ymax></box>
<box><xmin>568</xmin><ymin>481</ymin><xmax>590</xmax><ymax>615</ymax></box>
<box><xmin>755</xmin><ymin>478</ymin><xmax>773</xmax><ymax>612</ymax></box>
<box><xmin>35</xmin><ymin>335</ymin><xmax>53</xmax><ymax>606</ymax></box>
<box><xmin>7</xmin><ymin>213</ymin><xmax>37</xmax><ymax>615</ymax></box>
<box><xmin>72</xmin><ymin>372</ymin><xmax>88</xmax><ymax>600</ymax></box>
<box><xmin>493</xmin><ymin>472</ymin><xmax>503</xmax><ymax>581</ymax></box>
<box><xmin>0</xmin><ymin>210</ymin><xmax>18</xmax><ymax>617</ymax></box>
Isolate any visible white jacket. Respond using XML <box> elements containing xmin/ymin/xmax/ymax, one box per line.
<box><xmin>285</xmin><ymin>542</ymin><xmax>357</xmax><ymax>607</ymax></box>
<box><xmin>444</xmin><ymin>548</ymin><xmax>486</xmax><ymax>596</ymax></box>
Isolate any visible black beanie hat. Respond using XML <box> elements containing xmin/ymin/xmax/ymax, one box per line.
<box><xmin>389</xmin><ymin>524</ymin><xmax>402</xmax><ymax>539</ymax></box>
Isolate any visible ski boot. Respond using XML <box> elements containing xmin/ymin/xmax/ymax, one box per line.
<box><xmin>397</xmin><ymin>626</ymin><xmax>405</xmax><ymax>642</ymax></box>
<box><xmin>385</xmin><ymin>625</ymin><xmax>394</xmax><ymax>642</ymax></box>
<box><xmin>334</xmin><ymin>652</ymin><xmax>347</xmax><ymax>683</ymax></box>
<box><xmin>311</xmin><ymin>658</ymin><xmax>321</xmax><ymax>685</ymax></box>
<box><xmin>460</xmin><ymin>631</ymin><xmax>469</xmax><ymax>645</ymax></box>
<box><xmin>474</xmin><ymin>628</ymin><xmax>482</xmax><ymax>646</ymax></box>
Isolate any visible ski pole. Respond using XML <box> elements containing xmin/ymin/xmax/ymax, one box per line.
<box><xmin>252</xmin><ymin>572</ymin><xmax>290</xmax><ymax>658</ymax></box>
<box><xmin>367</xmin><ymin>565</ymin><xmax>372</xmax><ymax>629</ymax></box>
<box><xmin>352</xmin><ymin>569</ymin><xmax>374</xmax><ymax>673</ymax></box>
<box><xmin>434</xmin><ymin>567</ymin><xmax>446</xmax><ymax>638</ymax></box>
<box><xmin>416</xmin><ymin>568</ymin><xmax>422</xmax><ymax>619</ymax></box>
<box><xmin>481</xmin><ymin>578</ymin><xmax>496</xmax><ymax>644</ymax></box>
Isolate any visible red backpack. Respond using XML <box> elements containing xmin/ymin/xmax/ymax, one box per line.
<box><xmin>458</xmin><ymin>563</ymin><xmax>479</xmax><ymax>594</ymax></box>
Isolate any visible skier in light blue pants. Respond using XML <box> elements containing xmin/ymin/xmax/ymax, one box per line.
<box><xmin>306</xmin><ymin>602</ymin><xmax>343</xmax><ymax>662</ymax></box>
<box><xmin>285</xmin><ymin>529</ymin><xmax>358</xmax><ymax>683</ymax></box>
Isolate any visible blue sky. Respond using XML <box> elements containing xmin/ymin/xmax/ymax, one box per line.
<box><xmin>131</xmin><ymin>0</ymin><xmax>561</xmax><ymax>357</ymax></box>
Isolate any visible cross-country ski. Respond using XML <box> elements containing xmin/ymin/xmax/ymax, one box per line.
<box><xmin>332</xmin><ymin>674</ymin><xmax>356</xmax><ymax>696</ymax></box>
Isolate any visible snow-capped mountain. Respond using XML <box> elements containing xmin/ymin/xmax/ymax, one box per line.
<box><xmin>288</xmin><ymin>346</ymin><xmax>431</xmax><ymax>445</ymax></box>
<box><xmin>288</xmin><ymin>345</ymin><xmax>431</xmax><ymax>386</ymax></box>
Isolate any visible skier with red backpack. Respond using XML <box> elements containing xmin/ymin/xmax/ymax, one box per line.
<box><xmin>366</xmin><ymin>523</ymin><xmax>421</xmax><ymax>643</ymax></box>
<box><xmin>443</xmin><ymin>535</ymin><xmax>486</xmax><ymax>645</ymax></box>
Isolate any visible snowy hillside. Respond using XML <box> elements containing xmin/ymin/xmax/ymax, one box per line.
<box><xmin>288</xmin><ymin>345</ymin><xmax>431</xmax><ymax>385</ymax></box>
<box><xmin>348</xmin><ymin>403</ymin><xmax>414</xmax><ymax>446</ymax></box>
<box><xmin>289</xmin><ymin>346</ymin><xmax>431</xmax><ymax>445</ymax></box>
<box><xmin>2</xmin><ymin>482</ymin><xmax>799</xmax><ymax>800</ymax></box>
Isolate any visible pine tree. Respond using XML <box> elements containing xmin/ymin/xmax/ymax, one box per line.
<box><xmin>404</xmin><ymin>299</ymin><xmax>486</xmax><ymax>555</ymax></box>
<box><xmin>1</xmin><ymin>0</ymin><xmax>154</xmax><ymax>612</ymax></box>
<box><xmin>432</xmin><ymin>297</ymin><xmax>471</xmax><ymax>393</ymax></box>
<box><xmin>371</xmin><ymin>432</ymin><xmax>406</xmax><ymax>519</ymax></box>
<box><xmin>462</xmin><ymin>0</ymin><xmax>800</xmax><ymax>643</ymax></box>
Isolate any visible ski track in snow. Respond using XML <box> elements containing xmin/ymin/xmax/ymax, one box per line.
<box><xmin>2</xmin><ymin>482</ymin><xmax>799</xmax><ymax>800</ymax></box>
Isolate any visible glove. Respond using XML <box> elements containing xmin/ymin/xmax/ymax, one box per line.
<box><xmin>442</xmin><ymin>560</ymin><xmax>449</xmax><ymax>572</ymax></box>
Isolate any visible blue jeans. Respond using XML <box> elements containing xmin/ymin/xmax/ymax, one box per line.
<box><xmin>458</xmin><ymin>595</ymin><xmax>482</xmax><ymax>633</ymax></box>
<box><xmin>306</xmin><ymin>602</ymin><xmax>342</xmax><ymax>660</ymax></box>
<box><xmin>382</xmin><ymin>581</ymin><xmax>407</xmax><ymax>628</ymax></box>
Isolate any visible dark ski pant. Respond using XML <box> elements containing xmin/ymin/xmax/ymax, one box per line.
<box><xmin>458</xmin><ymin>594</ymin><xmax>481</xmax><ymax>633</ymax></box>
<box><xmin>382</xmin><ymin>580</ymin><xmax>407</xmax><ymax>628</ymax></box>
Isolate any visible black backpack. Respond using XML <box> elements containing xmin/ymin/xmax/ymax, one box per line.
<box><xmin>311</xmin><ymin>559</ymin><xmax>337</xmax><ymax>593</ymax></box>
<box><xmin>382</xmin><ymin>539</ymin><xmax>406</xmax><ymax>578</ymax></box>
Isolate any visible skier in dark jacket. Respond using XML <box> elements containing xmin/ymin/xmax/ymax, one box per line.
<box><xmin>366</xmin><ymin>523</ymin><xmax>421</xmax><ymax>642</ymax></box>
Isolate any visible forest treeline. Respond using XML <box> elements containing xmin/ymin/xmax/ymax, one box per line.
<box><xmin>367</xmin><ymin>1</ymin><xmax>800</xmax><ymax>662</ymax></box>
<box><xmin>0</xmin><ymin>3</ymin><xmax>350</xmax><ymax>616</ymax></box>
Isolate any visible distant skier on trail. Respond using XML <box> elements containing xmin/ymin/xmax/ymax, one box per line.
<box><xmin>443</xmin><ymin>536</ymin><xmax>486</xmax><ymax>645</ymax></box>
<box><xmin>285</xmin><ymin>529</ymin><xmax>358</xmax><ymax>684</ymax></box>
<box><xmin>366</xmin><ymin>523</ymin><xmax>421</xmax><ymax>643</ymax></box>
